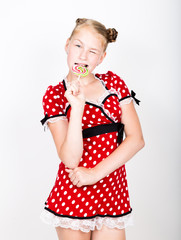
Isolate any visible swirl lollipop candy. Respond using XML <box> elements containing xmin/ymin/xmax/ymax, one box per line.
<box><xmin>72</xmin><ymin>64</ymin><xmax>89</xmax><ymax>81</ymax></box>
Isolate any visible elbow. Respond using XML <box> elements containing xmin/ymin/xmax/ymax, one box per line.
<box><xmin>138</xmin><ymin>136</ymin><xmax>145</xmax><ymax>150</ymax></box>
<box><xmin>58</xmin><ymin>152</ymin><xmax>81</xmax><ymax>169</ymax></box>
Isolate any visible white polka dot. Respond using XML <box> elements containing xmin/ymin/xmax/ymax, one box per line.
<box><xmin>80</xmin><ymin>209</ymin><xmax>83</xmax><ymax>213</ymax></box>
<box><xmin>85</xmin><ymin>202</ymin><xmax>89</xmax><ymax>206</ymax></box>
<box><xmin>66</xmin><ymin>207</ymin><xmax>69</xmax><ymax>211</ymax></box>
<box><xmin>64</xmin><ymin>191</ymin><xmax>67</xmax><ymax>195</ymax></box>
<box><xmin>84</xmin><ymin>213</ymin><xmax>87</xmax><ymax>217</ymax></box>
<box><xmin>94</xmin><ymin>200</ymin><xmax>98</xmax><ymax>204</ymax></box>
<box><xmin>70</xmin><ymin>211</ymin><xmax>73</xmax><ymax>215</ymax></box>
<box><xmin>100</xmin><ymin>208</ymin><xmax>104</xmax><ymax>212</ymax></box>
<box><xmin>77</xmin><ymin>193</ymin><xmax>81</xmax><ymax>197</ymax></box>
<box><xmin>93</xmin><ymin>161</ymin><xmax>97</xmax><ymax>165</ymax></box>
<box><xmin>72</xmin><ymin>200</ymin><xmax>75</xmax><ymax>204</ymax></box>
<box><xmin>98</xmin><ymin>154</ymin><xmax>101</xmax><ymax>158</ymax></box>
<box><xmin>89</xmin><ymin>206</ymin><xmax>93</xmax><ymax>210</ymax></box>
<box><xmin>76</xmin><ymin>205</ymin><xmax>79</xmax><ymax>209</ymax></box>
<box><xmin>83</xmin><ymin>187</ymin><xmax>87</xmax><ymax>191</ymax></box>
<box><xmin>51</xmin><ymin>199</ymin><xmax>55</xmax><ymax>203</ymax></box>
<box><xmin>92</xmin><ymin>114</ymin><xmax>95</xmax><ymax>118</ymax></box>
<box><xmin>93</xmin><ymin>150</ymin><xmax>97</xmax><ymax>154</ymax></box>
<box><xmin>62</xmin><ymin>202</ymin><xmax>65</xmax><ymax>206</ymax></box>
<box><xmin>68</xmin><ymin>196</ymin><xmax>71</xmax><ymax>200</ymax></box>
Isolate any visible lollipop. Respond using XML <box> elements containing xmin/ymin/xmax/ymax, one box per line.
<box><xmin>72</xmin><ymin>64</ymin><xmax>89</xmax><ymax>80</ymax></box>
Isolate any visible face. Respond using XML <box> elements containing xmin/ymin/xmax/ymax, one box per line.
<box><xmin>65</xmin><ymin>26</ymin><xmax>106</xmax><ymax>78</ymax></box>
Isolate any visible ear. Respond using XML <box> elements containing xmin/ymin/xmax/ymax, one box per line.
<box><xmin>97</xmin><ymin>51</ymin><xmax>107</xmax><ymax>65</ymax></box>
<box><xmin>65</xmin><ymin>38</ymin><xmax>70</xmax><ymax>54</ymax></box>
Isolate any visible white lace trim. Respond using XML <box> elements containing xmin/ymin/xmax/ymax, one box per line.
<box><xmin>43</xmin><ymin>116</ymin><xmax>68</xmax><ymax>131</ymax></box>
<box><xmin>119</xmin><ymin>98</ymin><xmax>133</xmax><ymax>106</ymax></box>
<box><xmin>40</xmin><ymin>210</ymin><xmax>133</xmax><ymax>232</ymax></box>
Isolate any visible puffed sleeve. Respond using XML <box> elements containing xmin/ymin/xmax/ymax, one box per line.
<box><xmin>106</xmin><ymin>71</ymin><xmax>140</xmax><ymax>106</ymax></box>
<box><xmin>40</xmin><ymin>83</ymin><xmax>67</xmax><ymax>128</ymax></box>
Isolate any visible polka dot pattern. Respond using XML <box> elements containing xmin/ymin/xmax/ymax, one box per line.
<box><xmin>42</xmin><ymin>71</ymin><xmax>132</xmax><ymax>219</ymax></box>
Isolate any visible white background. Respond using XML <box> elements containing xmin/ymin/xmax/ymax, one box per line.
<box><xmin>0</xmin><ymin>0</ymin><xmax>180</xmax><ymax>239</ymax></box>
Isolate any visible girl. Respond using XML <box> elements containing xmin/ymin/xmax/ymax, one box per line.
<box><xmin>40</xmin><ymin>18</ymin><xmax>145</xmax><ymax>240</ymax></box>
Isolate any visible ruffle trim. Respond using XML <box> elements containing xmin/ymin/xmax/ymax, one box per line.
<box><xmin>43</xmin><ymin>116</ymin><xmax>68</xmax><ymax>131</ymax></box>
<box><xmin>40</xmin><ymin>209</ymin><xmax>133</xmax><ymax>232</ymax></box>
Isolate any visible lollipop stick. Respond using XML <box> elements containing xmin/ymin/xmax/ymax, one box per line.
<box><xmin>77</xmin><ymin>75</ymin><xmax>81</xmax><ymax>82</ymax></box>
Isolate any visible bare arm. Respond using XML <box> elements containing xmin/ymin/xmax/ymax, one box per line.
<box><xmin>93</xmin><ymin>101</ymin><xmax>145</xmax><ymax>179</ymax></box>
<box><xmin>48</xmin><ymin>80</ymin><xmax>85</xmax><ymax>169</ymax></box>
<box><xmin>66</xmin><ymin>101</ymin><xmax>145</xmax><ymax>187</ymax></box>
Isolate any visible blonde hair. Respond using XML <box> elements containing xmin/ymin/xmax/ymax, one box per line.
<box><xmin>69</xmin><ymin>18</ymin><xmax>118</xmax><ymax>51</ymax></box>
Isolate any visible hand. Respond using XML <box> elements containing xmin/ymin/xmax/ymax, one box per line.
<box><xmin>65</xmin><ymin>167</ymin><xmax>99</xmax><ymax>188</ymax></box>
<box><xmin>64</xmin><ymin>80</ymin><xmax>85</xmax><ymax>109</ymax></box>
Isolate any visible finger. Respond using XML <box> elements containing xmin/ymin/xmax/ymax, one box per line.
<box><xmin>69</xmin><ymin>83</ymin><xmax>79</xmax><ymax>94</ymax></box>
<box><xmin>72</xmin><ymin>178</ymin><xmax>79</xmax><ymax>186</ymax></box>
<box><xmin>77</xmin><ymin>181</ymin><xmax>83</xmax><ymax>188</ymax></box>
<box><xmin>65</xmin><ymin>168</ymin><xmax>73</xmax><ymax>173</ymax></box>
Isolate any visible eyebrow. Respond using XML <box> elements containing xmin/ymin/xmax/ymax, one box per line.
<box><xmin>73</xmin><ymin>39</ymin><xmax>100</xmax><ymax>53</ymax></box>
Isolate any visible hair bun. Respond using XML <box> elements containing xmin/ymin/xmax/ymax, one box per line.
<box><xmin>76</xmin><ymin>18</ymin><xmax>87</xmax><ymax>25</ymax></box>
<box><xmin>107</xmin><ymin>28</ymin><xmax>118</xmax><ymax>42</ymax></box>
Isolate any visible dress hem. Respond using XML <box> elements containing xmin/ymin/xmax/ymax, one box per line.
<box><xmin>44</xmin><ymin>206</ymin><xmax>132</xmax><ymax>220</ymax></box>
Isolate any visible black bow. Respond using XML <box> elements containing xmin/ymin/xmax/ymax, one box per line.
<box><xmin>131</xmin><ymin>90</ymin><xmax>140</xmax><ymax>105</ymax></box>
<box><xmin>40</xmin><ymin>114</ymin><xmax>48</xmax><ymax>125</ymax></box>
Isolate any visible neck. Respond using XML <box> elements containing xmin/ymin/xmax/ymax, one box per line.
<box><xmin>67</xmin><ymin>72</ymin><xmax>96</xmax><ymax>86</ymax></box>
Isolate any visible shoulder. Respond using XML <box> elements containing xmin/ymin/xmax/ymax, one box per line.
<box><xmin>42</xmin><ymin>80</ymin><xmax>67</xmax><ymax>118</ymax></box>
<box><xmin>95</xmin><ymin>71</ymin><xmax>130</xmax><ymax>99</ymax></box>
<box><xmin>43</xmin><ymin>80</ymin><xmax>65</xmax><ymax>101</ymax></box>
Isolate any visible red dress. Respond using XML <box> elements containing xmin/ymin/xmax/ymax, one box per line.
<box><xmin>40</xmin><ymin>71</ymin><xmax>135</xmax><ymax>231</ymax></box>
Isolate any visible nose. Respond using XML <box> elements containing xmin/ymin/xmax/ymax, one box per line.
<box><xmin>79</xmin><ymin>48</ymin><xmax>87</xmax><ymax>60</ymax></box>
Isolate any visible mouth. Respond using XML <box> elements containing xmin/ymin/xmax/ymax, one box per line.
<box><xmin>75</xmin><ymin>63</ymin><xmax>89</xmax><ymax>68</ymax></box>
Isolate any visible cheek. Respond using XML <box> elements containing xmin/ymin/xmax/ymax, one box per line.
<box><xmin>89</xmin><ymin>55</ymin><xmax>101</xmax><ymax>65</ymax></box>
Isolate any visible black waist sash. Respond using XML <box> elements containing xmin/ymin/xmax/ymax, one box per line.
<box><xmin>82</xmin><ymin>122</ymin><xmax>124</xmax><ymax>144</ymax></box>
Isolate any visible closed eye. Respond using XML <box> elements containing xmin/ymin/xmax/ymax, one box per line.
<box><xmin>76</xmin><ymin>44</ymin><xmax>81</xmax><ymax>48</ymax></box>
<box><xmin>90</xmin><ymin>50</ymin><xmax>96</xmax><ymax>54</ymax></box>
